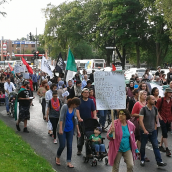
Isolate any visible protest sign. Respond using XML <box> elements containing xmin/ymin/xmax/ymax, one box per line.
<box><xmin>94</xmin><ymin>71</ymin><xmax>126</xmax><ymax>110</ymax></box>
<box><xmin>23</xmin><ymin>73</ymin><xmax>30</xmax><ymax>79</ymax></box>
<box><xmin>14</xmin><ymin>64</ymin><xmax>21</xmax><ymax>74</ymax></box>
<box><xmin>20</xmin><ymin>65</ymin><xmax>26</xmax><ymax>73</ymax></box>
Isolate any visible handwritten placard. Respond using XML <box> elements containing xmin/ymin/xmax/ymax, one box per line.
<box><xmin>94</xmin><ymin>71</ymin><xmax>126</xmax><ymax>110</ymax></box>
<box><xmin>14</xmin><ymin>64</ymin><xmax>21</xmax><ymax>74</ymax></box>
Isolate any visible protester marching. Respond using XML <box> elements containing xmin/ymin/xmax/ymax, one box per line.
<box><xmin>1</xmin><ymin>48</ymin><xmax>172</xmax><ymax>172</ymax></box>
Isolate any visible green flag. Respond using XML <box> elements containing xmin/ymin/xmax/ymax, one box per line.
<box><xmin>66</xmin><ymin>49</ymin><xmax>77</xmax><ymax>72</ymax></box>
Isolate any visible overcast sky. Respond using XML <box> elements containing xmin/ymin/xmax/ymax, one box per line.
<box><xmin>0</xmin><ymin>0</ymin><xmax>71</xmax><ymax>40</ymax></box>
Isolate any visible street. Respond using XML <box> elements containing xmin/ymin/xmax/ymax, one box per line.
<box><xmin>0</xmin><ymin>93</ymin><xmax>172</xmax><ymax>172</ymax></box>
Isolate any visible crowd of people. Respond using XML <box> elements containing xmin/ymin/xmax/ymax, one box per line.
<box><xmin>0</xmin><ymin>66</ymin><xmax>172</xmax><ymax>171</ymax></box>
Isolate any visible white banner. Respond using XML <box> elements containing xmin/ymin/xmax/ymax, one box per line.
<box><xmin>41</xmin><ymin>56</ymin><xmax>53</xmax><ymax>78</ymax></box>
<box><xmin>94</xmin><ymin>71</ymin><xmax>126</xmax><ymax>110</ymax></box>
<box><xmin>66</xmin><ymin>70</ymin><xmax>76</xmax><ymax>82</ymax></box>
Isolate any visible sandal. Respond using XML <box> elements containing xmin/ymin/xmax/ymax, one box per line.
<box><xmin>55</xmin><ymin>157</ymin><xmax>61</xmax><ymax>166</ymax></box>
<box><xmin>67</xmin><ymin>163</ymin><xmax>74</xmax><ymax>168</ymax></box>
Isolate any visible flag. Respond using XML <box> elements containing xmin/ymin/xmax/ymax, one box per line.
<box><xmin>8</xmin><ymin>63</ymin><xmax>13</xmax><ymax>71</ymax></box>
<box><xmin>66</xmin><ymin>49</ymin><xmax>77</xmax><ymax>72</ymax></box>
<box><xmin>22</xmin><ymin>57</ymin><xmax>33</xmax><ymax>74</ymax></box>
<box><xmin>66</xmin><ymin>49</ymin><xmax>77</xmax><ymax>82</ymax></box>
<box><xmin>112</xmin><ymin>63</ymin><xmax>116</xmax><ymax>71</ymax></box>
<box><xmin>55</xmin><ymin>53</ymin><xmax>65</xmax><ymax>73</ymax></box>
<box><xmin>41</xmin><ymin>56</ymin><xmax>53</xmax><ymax>78</ymax></box>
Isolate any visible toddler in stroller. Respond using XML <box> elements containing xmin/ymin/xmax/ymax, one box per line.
<box><xmin>89</xmin><ymin>127</ymin><xmax>107</xmax><ymax>158</ymax></box>
<box><xmin>82</xmin><ymin>118</ymin><xmax>108</xmax><ymax>166</ymax></box>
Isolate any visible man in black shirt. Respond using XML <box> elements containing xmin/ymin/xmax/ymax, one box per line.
<box><xmin>16</xmin><ymin>80</ymin><xmax>33</xmax><ymax>133</ymax></box>
<box><xmin>67</xmin><ymin>80</ymin><xmax>75</xmax><ymax>99</ymax></box>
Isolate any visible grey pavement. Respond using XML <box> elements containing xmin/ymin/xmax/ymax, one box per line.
<box><xmin>0</xmin><ymin>93</ymin><xmax>172</xmax><ymax>172</ymax></box>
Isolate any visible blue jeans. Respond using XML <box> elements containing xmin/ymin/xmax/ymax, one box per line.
<box><xmin>92</xmin><ymin>144</ymin><xmax>105</xmax><ymax>153</ymax></box>
<box><xmin>99</xmin><ymin>110</ymin><xmax>107</xmax><ymax>127</ymax></box>
<box><xmin>5</xmin><ymin>96</ymin><xmax>9</xmax><ymax>112</ymax></box>
<box><xmin>140</xmin><ymin>130</ymin><xmax>162</xmax><ymax>162</ymax></box>
<box><xmin>57</xmin><ymin>130</ymin><xmax>74</xmax><ymax>162</ymax></box>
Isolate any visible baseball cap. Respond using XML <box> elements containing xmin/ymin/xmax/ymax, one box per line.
<box><xmin>82</xmin><ymin>88</ymin><xmax>89</xmax><ymax>93</ymax></box>
<box><xmin>165</xmin><ymin>88</ymin><xmax>172</xmax><ymax>93</ymax></box>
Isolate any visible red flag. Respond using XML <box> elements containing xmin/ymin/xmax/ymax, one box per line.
<box><xmin>112</xmin><ymin>64</ymin><xmax>116</xmax><ymax>71</ymax></box>
<box><xmin>8</xmin><ymin>63</ymin><xmax>13</xmax><ymax>71</ymax></box>
<box><xmin>22</xmin><ymin>57</ymin><xmax>33</xmax><ymax>74</ymax></box>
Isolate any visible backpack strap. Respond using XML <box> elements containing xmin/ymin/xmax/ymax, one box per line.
<box><xmin>158</xmin><ymin>97</ymin><xmax>164</xmax><ymax>112</ymax></box>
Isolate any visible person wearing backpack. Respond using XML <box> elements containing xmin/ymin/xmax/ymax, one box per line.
<box><xmin>139</xmin><ymin>95</ymin><xmax>167</xmax><ymax>167</ymax></box>
<box><xmin>156</xmin><ymin>88</ymin><xmax>172</xmax><ymax>156</ymax></box>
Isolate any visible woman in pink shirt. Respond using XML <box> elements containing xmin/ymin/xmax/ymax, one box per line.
<box><xmin>107</xmin><ymin>109</ymin><xmax>138</xmax><ymax>172</ymax></box>
<box><xmin>0</xmin><ymin>90</ymin><xmax>5</xmax><ymax>104</ymax></box>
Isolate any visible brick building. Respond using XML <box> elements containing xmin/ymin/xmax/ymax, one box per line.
<box><xmin>0</xmin><ymin>39</ymin><xmax>38</xmax><ymax>61</ymax></box>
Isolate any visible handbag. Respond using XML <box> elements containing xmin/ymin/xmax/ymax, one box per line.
<box><xmin>39</xmin><ymin>97</ymin><xmax>43</xmax><ymax>104</ymax></box>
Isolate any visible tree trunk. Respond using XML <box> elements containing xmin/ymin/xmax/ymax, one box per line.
<box><xmin>106</xmin><ymin>50</ymin><xmax>112</xmax><ymax>66</ymax></box>
<box><xmin>122</xmin><ymin>46</ymin><xmax>126</xmax><ymax>70</ymax></box>
<box><xmin>136</xmin><ymin>43</ymin><xmax>140</xmax><ymax>68</ymax></box>
<box><xmin>116</xmin><ymin>46</ymin><xmax>126</xmax><ymax>70</ymax></box>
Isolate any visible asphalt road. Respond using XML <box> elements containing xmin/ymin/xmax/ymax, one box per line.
<box><xmin>0</xmin><ymin>93</ymin><xmax>172</xmax><ymax>172</ymax></box>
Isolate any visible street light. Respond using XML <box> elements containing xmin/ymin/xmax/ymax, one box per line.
<box><xmin>106</xmin><ymin>47</ymin><xmax>116</xmax><ymax>63</ymax></box>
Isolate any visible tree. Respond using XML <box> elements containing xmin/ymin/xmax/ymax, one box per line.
<box><xmin>0</xmin><ymin>0</ymin><xmax>11</xmax><ymax>16</ymax></box>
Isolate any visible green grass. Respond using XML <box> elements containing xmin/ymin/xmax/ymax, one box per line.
<box><xmin>0</xmin><ymin>120</ymin><xmax>55</xmax><ymax>172</ymax></box>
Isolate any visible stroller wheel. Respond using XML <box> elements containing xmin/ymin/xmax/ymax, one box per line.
<box><xmin>105</xmin><ymin>158</ymin><xmax>108</xmax><ymax>165</ymax></box>
<box><xmin>91</xmin><ymin>160</ymin><xmax>97</xmax><ymax>166</ymax></box>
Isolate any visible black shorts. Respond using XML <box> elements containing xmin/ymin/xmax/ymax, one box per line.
<box><xmin>160</xmin><ymin>119</ymin><xmax>171</xmax><ymax>138</ymax></box>
<box><xmin>19</xmin><ymin>106</ymin><xmax>30</xmax><ymax>121</ymax></box>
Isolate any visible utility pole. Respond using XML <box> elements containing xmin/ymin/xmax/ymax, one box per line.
<box><xmin>36</xmin><ymin>28</ymin><xmax>37</xmax><ymax>51</ymax></box>
<box><xmin>36</xmin><ymin>28</ymin><xmax>38</xmax><ymax>69</ymax></box>
<box><xmin>1</xmin><ymin>37</ymin><xmax>3</xmax><ymax>61</ymax></box>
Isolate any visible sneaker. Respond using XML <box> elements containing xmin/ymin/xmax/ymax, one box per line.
<box><xmin>7</xmin><ymin>112</ymin><xmax>10</xmax><ymax>115</ymax></box>
<box><xmin>102</xmin><ymin>127</ymin><xmax>107</xmax><ymax>133</ymax></box>
<box><xmin>16</xmin><ymin>124</ymin><xmax>20</xmax><ymax>131</ymax></box>
<box><xmin>140</xmin><ymin>161</ymin><xmax>145</xmax><ymax>166</ymax></box>
<box><xmin>77</xmin><ymin>151</ymin><xmax>82</xmax><ymax>156</ymax></box>
<box><xmin>157</xmin><ymin>162</ymin><xmax>167</xmax><ymax>167</ymax></box>
<box><xmin>54</xmin><ymin>139</ymin><xmax>57</xmax><ymax>144</ymax></box>
<box><xmin>159</xmin><ymin>146</ymin><xmax>166</xmax><ymax>152</ymax></box>
<box><xmin>23</xmin><ymin>127</ymin><xmax>29</xmax><ymax>133</ymax></box>
<box><xmin>166</xmin><ymin>149</ymin><xmax>171</xmax><ymax>157</ymax></box>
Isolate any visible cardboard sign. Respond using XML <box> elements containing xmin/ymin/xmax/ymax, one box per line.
<box><xmin>94</xmin><ymin>71</ymin><xmax>126</xmax><ymax>110</ymax></box>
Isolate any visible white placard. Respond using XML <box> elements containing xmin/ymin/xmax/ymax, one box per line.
<box><xmin>14</xmin><ymin>64</ymin><xmax>21</xmax><ymax>74</ymax></box>
<box><xmin>94</xmin><ymin>71</ymin><xmax>126</xmax><ymax>110</ymax></box>
<box><xmin>23</xmin><ymin>73</ymin><xmax>30</xmax><ymax>79</ymax></box>
<box><xmin>20</xmin><ymin>65</ymin><xmax>26</xmax><ymax>73</ymax></box>
<box><xmin>62</xmin><ymin>91</ymin><xmax>69</xmax><ymax>97</ymax></box>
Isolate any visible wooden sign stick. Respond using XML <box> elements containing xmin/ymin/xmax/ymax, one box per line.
<box><xmin>111</xmin><ymin>109</ymin><xmax>115</xmax><ymax>139</ymax></box>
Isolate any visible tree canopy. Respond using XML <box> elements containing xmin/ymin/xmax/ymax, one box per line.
<box><xmin>40</xmin><ymin>0</ymin><xmax>172</xmax><ymax>68</ymax></box>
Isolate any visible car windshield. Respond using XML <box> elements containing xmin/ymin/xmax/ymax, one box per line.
<box><xmin>136</xmin><ymin>69</ymin><xmax>145</xmax><ymax>72</ymax></box>
<box><xmin>95</xmin><ymin>63</ymin><xmax>103</xmax><ymax>67</ymax></box>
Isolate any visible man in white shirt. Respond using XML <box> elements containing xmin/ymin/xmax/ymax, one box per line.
<box><xmin>4</xmin><ymin>78</ymin><xmax>16</xmax><ymax>115</ymax></box>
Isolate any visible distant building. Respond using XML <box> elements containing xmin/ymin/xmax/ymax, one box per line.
<box><xmin>0</xmin><ymin>39</ymin><xmax>38</xmax><ymax>60</ymax></box>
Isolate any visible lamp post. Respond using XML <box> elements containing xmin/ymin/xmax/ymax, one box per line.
<box><xmin>106</xmin><ymin>47</ymin><xmax>116</xmax><ymax>64</ymax></box>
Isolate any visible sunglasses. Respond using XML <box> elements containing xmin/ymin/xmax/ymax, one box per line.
<box><xmin>53</xmin><ymin>96</ymin><xmax>58</xmax><ymax>97</ymax></box>
<box><xmin>119</xmin><ymin>111</ymin><xmax>125</xmax><ymax>115</ymax></box>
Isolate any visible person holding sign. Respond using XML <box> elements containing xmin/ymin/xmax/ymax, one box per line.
<box><xmin>107</xmin><ymin>109</ymin><xmax>139</xmax><ymax>172</ymax></box>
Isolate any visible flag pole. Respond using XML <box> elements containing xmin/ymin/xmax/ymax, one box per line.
<box><xmin>64</xmin><ymin>46</ymin><xmax>70</xmax><ymax>83</ymax></box>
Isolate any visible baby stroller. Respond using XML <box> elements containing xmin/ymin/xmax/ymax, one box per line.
<box><xmin>82</xmin><ymin>118</ymin><xmax>108</xmax><ymax>166</ymax></box>
<box><xmin>8</xmin><ymin>91</ymin><xmax>18</xmax><ymax>118</ymax></box>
